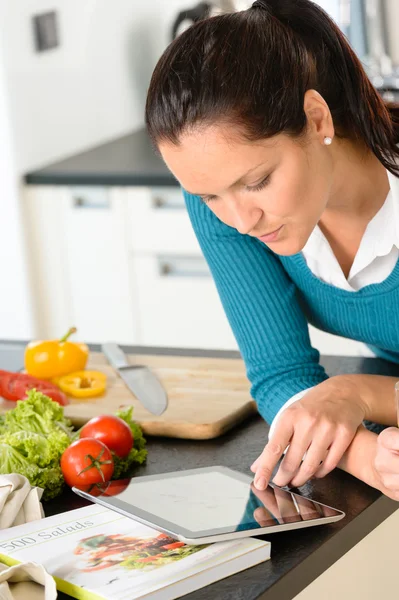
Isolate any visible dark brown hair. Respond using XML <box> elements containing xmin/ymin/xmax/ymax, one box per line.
<box><xmin>146</xmin><ymin>0</ymin><xmax>399</xmax><ymax>176</ymax></box>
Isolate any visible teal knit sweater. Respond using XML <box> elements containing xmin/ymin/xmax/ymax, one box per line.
<box><xmin>184</xmin><ymin>191</ymin><xmax>399</xmax><ymax>424</ymax></box>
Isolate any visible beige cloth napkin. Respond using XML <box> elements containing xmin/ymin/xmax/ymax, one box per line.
<box><xmin>0</xmin><ymin>562</ymin><xmax>57</xmax><ymax>600</ymax></box>
<box><xmin>0</xmin><ymin>474</ymin><xmax>44</xmax><ymax>529</ymax></box>
<box><xmin>0</xmin><ymin>475</ymin><xmax>57</xmax><ymax>599</ymax></box>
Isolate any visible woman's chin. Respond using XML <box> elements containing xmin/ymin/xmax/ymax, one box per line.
<box><xmin>265</xmin><ymin>238</ymin><xmax>305</xmax><ymax>257</ymax></box>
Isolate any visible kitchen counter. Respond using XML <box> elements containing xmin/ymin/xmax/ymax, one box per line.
<box><xmin>1</xmin><ymin>341</ymin><xmax>398</xmax><ymax>599</ymax></box>
<box><xmin>24</xmin><ymin>128</ymin><xmax>177</xmax><ymax>187</ymax></box>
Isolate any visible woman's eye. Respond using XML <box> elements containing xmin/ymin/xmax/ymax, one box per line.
<box><xmin>247</xmin><ymin>175</ymin><xmax>271</xmax><ymax>193</ymax></box>
<box><xmin>199</xmin><ymin>174</ymin><xmax>271</xmax><ymax>204</ymax></box>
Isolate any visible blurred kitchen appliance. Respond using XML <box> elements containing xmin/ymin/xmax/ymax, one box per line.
<box><xmin>171</xmin><ymin>0</ymin><xmax>399</xmax><ymax>101</ymax></box>
<box><xmin>359</xmin><ymin>0</ymin><xmax>399</xmax><ymax>100</ymax></box>
<box><xmin>172</xmin><ymin>1</ymin><xmax>250</xmax><ymax>39</ymax></box>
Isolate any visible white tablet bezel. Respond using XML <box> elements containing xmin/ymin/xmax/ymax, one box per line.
<box><xmin>72</xmin><ymin>466</ymin><xmax>345</xmax><ymax>544</ymax></box>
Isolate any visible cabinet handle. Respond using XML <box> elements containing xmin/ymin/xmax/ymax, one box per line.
<box><xmin>152</xmin><ymin>195</ymin><xmax>185</xmax><ymax>210</ymax></box>
<box><xmin>73</xmin><ymin>196</ymin><xmax>110</xmax><ymax>209</ymax></box>
<box><xmin>158</xmin><ymin>255</ymin><xmax>210</xmax><ymax>278</ymax></box>
<box><xmin>71</xmin><ymin>187</ymin><xmax>110</xmax><ymax>209</ymax></box>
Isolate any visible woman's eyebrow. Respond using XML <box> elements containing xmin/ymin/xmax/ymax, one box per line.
<box><xmin>186</xmin><ymin>161</ymin><xmax>268</xmax><ymax>196</ymax></box>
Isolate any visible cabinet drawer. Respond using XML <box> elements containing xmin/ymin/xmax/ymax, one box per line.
<box><xmin>132</xmin><ymin>254</ymin><xmax>238</xmax><ymax>350</ymax></box>
<box><xmin>127</xmin><ymin>187</ymin><xmax>201</xmax><ymax>254</ymax></box>
<box><xmin>62</xmin><ymin>187</ymin><xmax>138</xmax><ymax>344</ymax></box>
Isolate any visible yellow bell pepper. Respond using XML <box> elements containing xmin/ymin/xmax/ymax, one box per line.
<box><xmin>57</xmin><ymin>370</ymin><xmax>107</xmax><ymax>398</ymax></box>
<box><xmin>24</xmin><ymin>327</ymin><xmax>89</xmax><ymax>380</ymax></box>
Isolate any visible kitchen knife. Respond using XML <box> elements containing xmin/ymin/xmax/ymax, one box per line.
<box><xmin>101</xmin><ymin>343</ymin><xmax>168</xmax><ymax>416</ymax></box>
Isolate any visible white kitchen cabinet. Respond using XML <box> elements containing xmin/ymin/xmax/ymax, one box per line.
<box><xmin>24</xmin><ymin>185</ymin><xmax>137</xmax><ymax>344</ymax></box>
<box><xmin>131</xmin><ymin>254</ymin><xmax>237</xmax><ymax>349</ymax></box>
<box><xmin>125</xmin><ymin>185</ymin><xmax>238</xmax><ymax>349</ymax></box>
<box><xmin>24</xmin><ymin>184</ymin><xmax>372</xmax><ymax>356</ymax></box>
<box><xmin>126</xmin><ymin>186</ymin><xmax>201</xmax><ymax>254</ymax></box>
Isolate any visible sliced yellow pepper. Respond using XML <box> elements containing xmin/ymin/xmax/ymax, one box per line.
<box><xmin>25</xmin><ymin>327</ymin><xmax>89</xmax><ymax>380</ymax></box>
<box><xmin>57</xmin><ymin>370</ymin><xmax>107</xmax><ymax>399</ymax></box>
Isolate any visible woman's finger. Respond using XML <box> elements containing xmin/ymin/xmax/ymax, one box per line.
<box><xmin>292</xmin><ymin>494</ymin><xmax>323</xmax><ymax>521</ymax></box>
<box><xmin>378</xmin><ymin>428</ymin><xmax>399</xmax><ymax>452</ymax></box>
<box><xmin>253</xmin><ymin>418</ymin><xmax>294</xmax><ymax>491</ymax></box>
<box><xmin>253</xmin><ymin>507</ymin><xmax>277</xmax><ymax>527</ymax></box>
<box><xmin>313</xmin><ymin>428</ymin><xmax>354</xmax><ymax>479</ymax></box>
<box><xmin>272</xmin><ymin>430</ymin><xmax>313</xmax><ymax>487</ymax></box>
<box><xmin>377</xmin><ymin>474</ymin><xmax>399</xmax><ymax>496</ymax></box>
<box><xmin>273</xmin><ymin>486</ymin><xmax>302</xmax><ymax>523</ymax></box>
<box><xmin>374</xmin><ymin>447</ymin><xmax>399</xmax><ymax>475</ymax></box>
<box><xmin>250</xmin><ymin>456</ymin><xmax>261</xmax><ymax>473</ymax></box>
<box><xmin>251</xmin><ymin>484</ymin><xmax>282</xmax><ymax>521</ymax></box>
<box><xmin>289</xmin><ymin>438</ymin><xmax>330</xmax><ymax>488</ymax></box>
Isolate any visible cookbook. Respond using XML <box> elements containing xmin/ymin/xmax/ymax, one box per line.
<box><xmin>0</xmin><ymin>504</ymin><xmax>271</xmax><ymax>600</ymax></box>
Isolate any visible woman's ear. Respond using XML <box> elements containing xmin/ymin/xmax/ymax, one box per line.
<box><xmin>303</xmin><ymin>89</ymin><xmax>334</xmax><ymax>142</ymax></box>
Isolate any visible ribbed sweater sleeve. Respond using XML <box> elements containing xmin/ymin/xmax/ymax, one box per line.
<box><xmin>184</xmin><ymin>191</ymin><xmax>329</xmax><ymax>423</ymax></box>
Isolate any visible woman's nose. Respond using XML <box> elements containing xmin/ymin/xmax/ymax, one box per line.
<box><xmin>230</xmin><ymin>204</ymin><xmax>263</xmax><ymax>236</ymax></box>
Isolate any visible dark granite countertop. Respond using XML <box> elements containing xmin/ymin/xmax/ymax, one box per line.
<box><xmin>24</xmin><ymin>129</ymin><xmax>178</xmax><ymax>187</ymax></box>
<box><xmin>0</xmin><ymin>341</ymin><xmax>398</xmax><ymax>600</ymax></box>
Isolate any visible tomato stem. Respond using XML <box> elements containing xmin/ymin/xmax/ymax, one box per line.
<box><xmin>78</xmin><ymin>447</ymin><xmax>113</xmax><ymax>482</ymax></box>
<box><xmin>60</xmin><ymin>327</ymin><xmax>77</xmax><ymax>343</ymax></box>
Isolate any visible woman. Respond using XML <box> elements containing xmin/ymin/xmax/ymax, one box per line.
<box><xmin>145</xmin><ymin>0</ymin><xmax>399</xmax><ymax>499</ymax></box>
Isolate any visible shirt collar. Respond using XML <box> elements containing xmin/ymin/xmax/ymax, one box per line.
<box><xmin>304</xmin><ymin>169</ymin><xmax>399</xmax><ymax>264</ymax></box>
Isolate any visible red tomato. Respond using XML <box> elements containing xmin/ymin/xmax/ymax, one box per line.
<box><xmin>103</xmin><ymin>479</ymin><xmax>131</xmax><ymax>496</ymax></box>
<box><xmin>80</xmin><ymin>415</ymin><xmax>133</xmax><ymax>458</ymax></box>
<box><xmin>0</xmin><ymin>371</ymin><xmax>68</xmax><ymax>405</ymax></box>
<box><xmin>162</xmin><ymin>542</ymin><xmax>185</xmax><ymax>550</ymax></box>
<box><xmin>41</xmin><ymin>387</ymin><xmax>69</xmax><ymax>406</ymax></box>
<box><xmin>0</xmin><ymin>373</ymin><xmax>22</xmax><ymax>401</ymax></box>
<box><xmin>73</xmin><ymin>478</ymin><xmax>131</xmax><ymax>498</ymax></box>
<box><xmin>61</xmin><ymin>438</ymin><xmax>114</xmax><ymax>488</ymax></box>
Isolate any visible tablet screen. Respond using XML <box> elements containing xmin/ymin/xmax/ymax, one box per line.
<box><xmin>76</xmin><ymin>467</ymin><xmax>343</xmax><ymax>539</ymax></box>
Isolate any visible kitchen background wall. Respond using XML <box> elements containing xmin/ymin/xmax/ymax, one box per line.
<box><xmin>1</xmin><ymin>0</ymin><xmax>196</xmax><ymax>174</ymax></box>
<box><xmin>0</xmin><ymin>0</ymin><xmax>397</xmax><ymax>356</ymax></box>
<box><xmin>0</xmin><ymin>0</ymin><xmax>197</xmax><ymax>339</ymax></box>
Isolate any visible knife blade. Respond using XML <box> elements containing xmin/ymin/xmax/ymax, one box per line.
<box><xmin>101</xmin><ymin>343</ymin><xmax>168</xmax><ymax>416</ymax></box>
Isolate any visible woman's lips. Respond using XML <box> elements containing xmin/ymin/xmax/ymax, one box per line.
<box><xmin>257</xmin><ymin>225</ymin><xmax>284</xmax><ymax>243</ymax></box>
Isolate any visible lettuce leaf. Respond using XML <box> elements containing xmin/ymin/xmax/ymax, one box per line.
<box><xmin>112</xmin><ymin>407</ymin><xmax>147</xmax><ymax>479</ymax></box>
<box><xmin>0</xmin><ymin>390</ymin><xmax>72</xmax><ymax>499</ymax></box>
<box><xmin>1</xmin><ymin>430</ymin><xmax>70</xmax><ymax>469</ymax></box>
<box><xmin>0</xmin><ymin>441</ymin><xmax>65</xmax><ymax>500</ymax></box>
<box><xmin>4</xmin><ymin>390</ymin><xmax>73</xmax><ymax>437</ymax></box>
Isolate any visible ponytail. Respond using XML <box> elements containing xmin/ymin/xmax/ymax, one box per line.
<box><xmin>146</xmin><ymin>0</ymin><xmax>399</xmax><ymax>176</ymax></box>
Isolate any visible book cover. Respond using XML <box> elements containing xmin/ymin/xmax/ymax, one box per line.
<box><xmin>0</xmin><ymin>505</ymin><xmax>271</xmax><ymax>600</ymax></box>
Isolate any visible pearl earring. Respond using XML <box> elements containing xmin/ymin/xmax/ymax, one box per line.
<box><xmin>324</xmin><ymin>136</ymin><xmax>332</xmax><ymax>146</ymax></box>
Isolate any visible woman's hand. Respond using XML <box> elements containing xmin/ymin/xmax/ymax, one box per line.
<box><xmin>251</xmin><ymin>376</ymin><xmax>368</xmax><ymax>490</ymax></box>
<box><xmin>373</xmin><ymin>428</ymin><xmax>399</xmax><ymax>501</ymax></box>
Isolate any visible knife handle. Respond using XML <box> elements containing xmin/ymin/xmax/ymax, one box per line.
<box><xmin>101</xmin><ymin>343</ymin><xmax>130</xmax><ymax>370</ymax></box>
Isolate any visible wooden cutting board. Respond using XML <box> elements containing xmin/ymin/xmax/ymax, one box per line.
<box><xmin>0</xmin><ymin>352</ymin><xmax>258</xmax><ymax>440</ymax></box>
<box><xmin>67</xmin><ymin>352</ymin><xmax>258</xmax><ymax>439</ymax></box>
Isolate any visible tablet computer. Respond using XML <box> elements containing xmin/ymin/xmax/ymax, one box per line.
<box><xmin>73</xmin><ymin>466</ymin><xmax>345</xmax><ymax>545</ymax></box>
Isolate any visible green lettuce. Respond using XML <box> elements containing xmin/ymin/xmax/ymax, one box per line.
<box><xmin>4</xmin><ymin>390</ymin><xmax>73</xmax><ymax>437</ymax></box>
<box><xmin>112</xmin><ymin>407</ymin><xmax>147</xmax><ymax>480</ymax></box>
<box><xmin>1</xmin><ymin>430</ymin><xmax>70</xmax><ymax>469</ymax></box>
<box><xmin>0</xmin><ymin>442</ymin><xmax>65</xmax><ymax>500</ymax></box>
<box><xmin>0</xmin><ymin>390</ymin><xmax>72</xmax><ymax>499</ymax></box>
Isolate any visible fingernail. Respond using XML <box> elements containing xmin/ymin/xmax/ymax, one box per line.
<box><xmin>255</xmin><ymin>476</ymin><xmax>267</xmax><ymax>490</ymax></box>
<box><xmin>272</xmin><ymin>476</ymin><xmax>285</xmax><ymax>487</ymax></box>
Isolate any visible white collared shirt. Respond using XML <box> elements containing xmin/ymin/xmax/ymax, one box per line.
<box><xmin>302</xmin><ymin>170</ymin><xmax>399</xmax><ymax>291</ymax></box>
<box><xmin>270</xmin><ymin>169</ymin><xmax>399</xmax><ymax>434</ymax></box>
